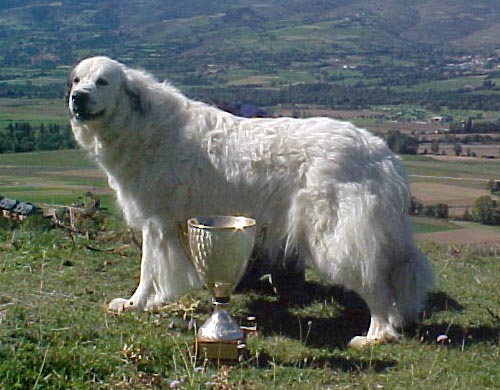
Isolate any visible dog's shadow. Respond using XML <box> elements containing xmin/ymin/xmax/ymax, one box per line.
<box><xmin>243</xmin><ymin>282</ymin><xmax>369</xmax><ymax>349</ymax></box>
<box><xmin>239</xmin><ymin>283</ymin><xmax>398</xmax><ymax>371</ymax></box>
<box><xmin>239</xmin><ymin>282</ymin><xmax>395</xmax><ymax>371</ymax></box>
<box><xmin>240</xmin><ymin>282</ymin><xmax>499</xmax><ymax>353</ymax></box>
<box><xmin>412</xmin><ymin>292</ymin><xmax>500</xmax><ymax>347</ymax></box>
<box><xmin>249</xmin><ymin>350</ymin><xmax>397</xmax><ymax>373</ymax></box>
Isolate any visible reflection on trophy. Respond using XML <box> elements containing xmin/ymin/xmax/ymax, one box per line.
<box><xmin>187</xmin><ymin>215</ymin><xmax>257</xmax><ymax>362</ymax></box>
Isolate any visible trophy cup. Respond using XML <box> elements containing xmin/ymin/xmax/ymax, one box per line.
<box><xmin>187</xmin><ymin>215</ymin><xmax>257</xmax><ymax>362</ymax></box>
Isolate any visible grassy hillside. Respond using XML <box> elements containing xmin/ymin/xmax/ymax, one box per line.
<box><xmin>0</xmin><ymin>223</ymin><xmax>498</xmax><ymax>389</ymax></box>
<box><xmin>1</xmin><ymin>0</ymin><xmax>500</xmax><ymax>111</ymax></box>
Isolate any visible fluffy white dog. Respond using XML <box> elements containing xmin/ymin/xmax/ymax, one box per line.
<box><xmin>67</xmin><ymin>56</ymin><xmax>432</xmax><ymax>347</ymax></box>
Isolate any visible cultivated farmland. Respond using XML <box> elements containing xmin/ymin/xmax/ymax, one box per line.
<box><xmin>0</xmin><ymin>150</ymin><xmax>499</xmax><ymax>247</ymax></box>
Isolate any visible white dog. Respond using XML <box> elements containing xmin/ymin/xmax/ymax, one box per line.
<box><xmin>67</xmin><ymin>56</ymin><xmax>432</xmax><ymax>347</ymax></box>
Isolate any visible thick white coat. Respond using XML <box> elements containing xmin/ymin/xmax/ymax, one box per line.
<box><xmin>67</xmin><ymin>56</ymin><xmax>433</xmax><ymax>347</ymax></box>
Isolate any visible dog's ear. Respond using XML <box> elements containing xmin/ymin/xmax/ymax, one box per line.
<box><xmin>123</xmin><ymin>68</ymin><xmax>152</xmax><ymax>115</ymax></box>
<box><xmin>65</xmin><ymin>68</ymin><xmax>75</xmax><ymax>104</ymax></box>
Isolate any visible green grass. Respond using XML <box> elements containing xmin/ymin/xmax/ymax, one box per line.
<box><xmin>454</xmin><ymin>220</ymin><xmax>500</xmax><ymax>234</ymax></box>
<box><xmin>402</xmin><ymin>155</ymin><xmax>500</xmax><ymax>190</ymax></box>
<box><xmin>0</xmin><ymin>150</ymin><xmax>498</xmax><ymax>389</ymax></box>
<box><xmin>397</xmin><ymin>76</ymin><xmax>487</xmax><ymax>93</ymax></box>
<box><xmin>0</xmin><ymin>150</ymin><xmax>93</xmax><ymax>169</ymax></box>
<box><xmin>0</xmin><ymin>225</ymin><xmax>498</xmax><ymax>389</ymax></box>
<box><xmin>411</xmin><ymin>216</ymin><xmax>462</xmax><ymax>234</ymax></box>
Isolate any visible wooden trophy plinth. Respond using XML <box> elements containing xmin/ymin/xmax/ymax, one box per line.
<box><xmin>195</xmin><ymin>336</ymin><xmax>245</xmax><ymax>363</ymax></box>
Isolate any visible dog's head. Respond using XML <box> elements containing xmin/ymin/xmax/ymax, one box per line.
<box><xmin>66</xmin><ymin>56</ymin><xmax>124</xmax><ymax>122</ymax></box>
<box><xmin>66</xmin><ymin>56</ymin><xmax>151</xmax><ymax>123</ymax></box>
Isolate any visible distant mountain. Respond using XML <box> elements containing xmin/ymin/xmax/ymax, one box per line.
<box><xmin>2</xmin><ymin>0</ymin><xmax>499</xmax><ymax>66</ymax></box>
<box><xmin>1</xmin><ymin>0</ymin><xmax>499</xmax><ymax>108</ymax></box>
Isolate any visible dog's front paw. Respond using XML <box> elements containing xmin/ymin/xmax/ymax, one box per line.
<box><xmin>108</xmin><ymin>298</ymin><xmax>144</xmax><ymax>313</ymax></box>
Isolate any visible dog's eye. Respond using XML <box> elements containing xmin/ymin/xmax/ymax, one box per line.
<box><xmin>73</xmin><ymin>77</ymin><xmax>80</xmax><ymax>84</ymax></box>
<box><xmin>96</xmin><ymin>77</ymin><xmax>108</xmax><ymax>86</ymax></box>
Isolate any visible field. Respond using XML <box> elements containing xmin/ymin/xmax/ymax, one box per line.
<box><xmin>0</xmin><ymin>148</ymin><xmax>499</xmax><ymax>389</ymax></box>
<box><xmin>0</xmin><ymin>150</ymin><xmax>111</xmax><ymax>209</ymax></box>
<box><xmin>0</xmin><ymin>150</ymin><xmax>499</xmax><ymax>243</ymax></box>
<box><xmin>0</xmin><ymin>98</ymin><xmax>68</xmax><ymax>128</ymax></box>
<box><xmin>417</xmin><ymin>143</ymin><xmax>500</xmax><ymax>158</ymax></box>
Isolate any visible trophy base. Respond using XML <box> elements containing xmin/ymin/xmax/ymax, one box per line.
<box><xmin>195</xmin><ymin>337</ymin><xmax>245</xmax><ymax>363</ymax></box>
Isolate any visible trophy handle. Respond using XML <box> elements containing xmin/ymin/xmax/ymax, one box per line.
<box><xmin>249</xmin><ymin>223</ymin><xmax>267</xmax><ymax>263</ymax></box>
<box><xmin>177</xmin><ymin>222</ymin><xmax>191</xmax><ymax>260</ymax></box>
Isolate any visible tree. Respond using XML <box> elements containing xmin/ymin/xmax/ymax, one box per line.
<box><xmin>462</xmin><ymin>207</ymin><xmax>473</xmax><ymax>221</ymax></box>
<box><xmin>385</xmin><ymin>130</ymin><xmax>419</xmax><ymax>155</ymax></box>
<box><xmin>464</xmin><ymin>117</ymin><xmax>473</xmax><ymax>133</ymax></box>
<box><xmin>409</xmin><ymin>196</ymin><xmax>424</xmax><ymax>215</ymax></box>
<box><xmin>472</xmin><ymin>196</ymin><xmax>500</xmax><ymax>225</ymax></box>
<box><xmin>1</xmin><ymin>122</ymin><xmax>76</xmax><ymax>154</ymax></box>
<box><xmin>423</xmin><ymin>203</ymin><xmax>449</xmax><ymax>219</ymax></box>
<box><xmin>487</xmin><ymin>179</ymin><xmax>496</xmax><ymax>193</ymax></box>
<box><xmin>430</xmin><ymin>139</ymin><xmax>440</xmax><ymax>154</ymax></box>
<box><xmin>11</xmin><ymin>122</ymin><xmax>35</xmax><ymax>152</ymax></box>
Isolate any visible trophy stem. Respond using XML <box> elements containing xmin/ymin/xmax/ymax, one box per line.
<box><xmin>212</xmin><ymin>297</ymin><xmax>230</xmax><ymax>306</ymax></box>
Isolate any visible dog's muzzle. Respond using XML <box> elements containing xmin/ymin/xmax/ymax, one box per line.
<box><xmin>70</xmin><ymin>90</ymin><xmax>104</xmax><ymax>121</ymax></box>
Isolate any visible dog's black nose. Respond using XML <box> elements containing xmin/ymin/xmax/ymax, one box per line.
<box><xmin>71</xmin><ymin>90</ymin><xmax>90</xmax><ymax>110</ymax></box>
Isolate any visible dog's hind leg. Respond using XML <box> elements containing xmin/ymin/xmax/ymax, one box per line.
<box><xmin>348</xmin><ymin>244</ymin><xmax>432</xmax><ymax>348</ymax></box>
<box><xmin>347</xmin><ymin>282</ymin><xmax>402</xmax><ymax>348</ymax></box>
<box><xmin>299</xmin><ymin>184</ymin><xmax>412</xmax><ymax>347</ymax></box>
<box><xmin>312</xmin><ymin>242</ymin><xmax>404</xmax><ymax>347</ymax></box>
<box><xmin>349</xmin><ymin>248</ymin><xmax>432</xmax><ymax>348</ymax></box>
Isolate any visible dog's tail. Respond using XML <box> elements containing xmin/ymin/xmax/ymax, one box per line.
<box><xmin>391</xmin><ymin>246</ymin><xmax>433</xmax><ymax>326</ymax></box>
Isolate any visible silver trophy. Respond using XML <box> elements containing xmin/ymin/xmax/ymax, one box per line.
<box><xmin>187</xmin><ymin>215</ymin><xmax>256</xmax><ymax>362</ymax></box>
